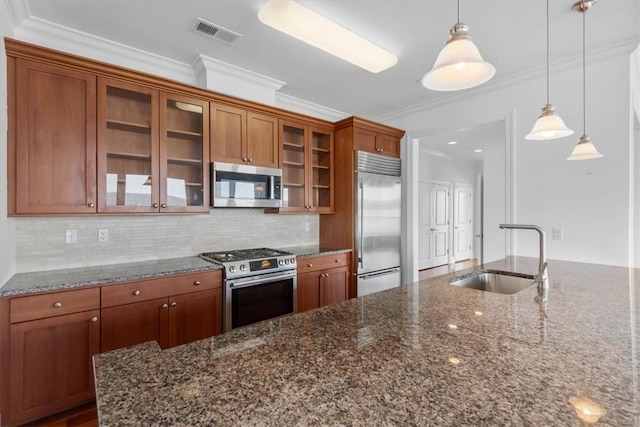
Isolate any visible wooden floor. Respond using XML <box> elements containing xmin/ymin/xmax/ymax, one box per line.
<box><xmin>23</xmin><ymin>402</ymin><xmax>98</xmax><ymax>427</ymax></box>
<box><xmin>419</xmin><ymin>259</ymin><xmax>479</xmax><ymax>281</ymax></box>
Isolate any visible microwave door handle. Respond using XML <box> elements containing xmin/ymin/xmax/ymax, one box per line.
<box><xmin>270</xmin><ymin>177</ymin><xmax>274</xmax><ymax>200</ymax></box>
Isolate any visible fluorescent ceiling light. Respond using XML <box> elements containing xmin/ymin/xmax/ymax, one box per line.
<box><xmin>448</xmin><ymin>141</ymin><xmax>457</xmax><ymax>145</ymax></box>
<box><xmin>258</xmin><ymin>0</ymin><xmax>398</xmax><ymax>73</ymax></box>
<box><xmin>474</xmin><ymin>149</ymin><xmax>483</xmax><ymax>153</ymax></box>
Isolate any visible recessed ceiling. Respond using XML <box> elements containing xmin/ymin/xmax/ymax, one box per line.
<box><xmin>20</xmin><ymin>0</ymin><xmax>640</xmax><ymax>119</ymax></box>
<box><xmin>420</xmin><ymin>120</ymin><xmax>505</xmax><ymax>162</ymax></box>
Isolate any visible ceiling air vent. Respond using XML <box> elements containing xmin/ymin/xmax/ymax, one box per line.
<box><xmin>193</xmin><ymin>18</ymin><xmax>242</xmax><ymax>45</ymax></box>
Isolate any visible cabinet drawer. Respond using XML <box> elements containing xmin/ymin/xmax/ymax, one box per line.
<box><xmin>297</xmin><ymin>253</ymin><xmax>350</xmax><ymax>275</ymax></box>
<box><xmin>101</xmin><ymin>270</ymin><xmax>222</xmax><ymax>308</ymax></box>
<box><xmin>10</xmin><ymin>287</ymin><xmax>100</xmax><ymax>324</ymax></box>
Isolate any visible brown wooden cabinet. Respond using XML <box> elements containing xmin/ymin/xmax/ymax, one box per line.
<box><xmin>100</xmin><ymin>270</ymin><xmax>222</xmax><ymax>352</ymax></box>
<box><xmin>275</xmin><ymin>120</ymin><xmax>334</xmax><ymax>213</ymax></box>
<box><xmin>297</xmin><ymin>253</ymin><xmax>350</xmax><ymax>312</ymax></box>
<box><xmin>210</xmin><ymin>102</ymin><xmax>278</xmax><ymax>168</ymax></box>
<box><xmin>97</xmin><ymin>78</ymin><xmax>209</xmax><ymax>213</ymax></box>
<box><xmin>13</xmin><ymin>59</ymin><xmax>97</xmax><ymax>214</ymax></box>
<box><xmin>354</xmin><ymin>126</ymin><xmax>401</xmax><ymax>158</ymax></box>
<box><xmin>6</xmin><ymin>289</ymin><xmax>100</xmax><ymax>425</ymax></box>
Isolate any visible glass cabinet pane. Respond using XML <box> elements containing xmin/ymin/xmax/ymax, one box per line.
<box><xmin>104</xmin><ymin>86</ymin><xmax>153</xmax><ymax>207</ymax></box>
<box><xmin>163</xmin><ymin>98</ymin><xmax>205</xmax><ymax>208</ymax></box>
<box><xmin>281</xmin><ymin>124</ymin><xmax>307</xmax><ymax>209</ymax></box>
<box><xmin>311</xmin><ymin>129</ymin><xmax>332</xmax><ymax>210</ymax></box>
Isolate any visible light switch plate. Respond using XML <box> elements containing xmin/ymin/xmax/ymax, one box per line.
<box><xmin>552</xmin><ymin>227</ymin><xmax>563</xmax><ymax>240</ymax></box>
<box><xmin>98</xmin><ymin>229</ymin><xmax>109</xmax><ymax>242</ymax></box>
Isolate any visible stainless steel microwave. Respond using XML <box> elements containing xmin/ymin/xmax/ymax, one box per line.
<box><xmin>212</xmin><ymin>162</ymin><xmax>282</xmax><ymax>208</ymax></box>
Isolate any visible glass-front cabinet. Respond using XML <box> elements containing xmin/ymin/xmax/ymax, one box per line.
<box><xmin>279</xmin><ymin>120</ymin><xmax>333</xmax><ymax>213</ymax></box>
<box><xmin>97</xmin><ymin>78</ymin><xmax>209</xmax><ymax>213</ymax></box>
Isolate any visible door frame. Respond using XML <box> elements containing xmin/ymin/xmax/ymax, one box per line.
<box><xmin>452</xmin><ymin>182</ymin><xmax>473</xmax><ymax>264</ymax></box>
<box><xmin>418</xmin><ymin>179</ymin><xmax>452</xmax><ymax>269</ymax></box>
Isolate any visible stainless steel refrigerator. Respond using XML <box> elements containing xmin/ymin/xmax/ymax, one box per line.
<box><xmin>354</xmin><ymin>151</ymin><xmax>402</xmax><ymax>297</ymax></box>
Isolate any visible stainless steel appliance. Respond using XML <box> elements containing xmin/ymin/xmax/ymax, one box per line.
<box><xmin>212</xmin><ymin>162</ymin><xmax>282</xmax><ymax>208</ymax></box>
<box><xmin>355</xmin><ymin>151</ymin><xmax>402</xmax><ymax>297</ymax></box>
<box><xmin>200</xmin><ymin>248</ymin><xmax>297</xmax><ymax>332</ymax></box>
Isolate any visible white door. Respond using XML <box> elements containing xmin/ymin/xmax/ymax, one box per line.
<box><xmin>453</xmin><ymin>184</ymin><xmax>473</xmax><ymax>262</ymax></box>
<box><xmin>418</xmin><ymin>182</ymin><xmax>449</xmax><ymax>269</ymax></box>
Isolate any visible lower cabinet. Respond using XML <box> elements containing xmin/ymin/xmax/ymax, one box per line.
<box><xmin>1</xmin><ymin>269</ymin><xmax>222</xmax><ymax>426</ymax></box>
<box><xmin>5</xmin><ymin>288</ymin><xmax>100</xmax><ymax>426</ymax></box>
<box><xmin>297</xmin><ymin>253</ymin><xmax>350</xmax><ymax>313</ymax></box>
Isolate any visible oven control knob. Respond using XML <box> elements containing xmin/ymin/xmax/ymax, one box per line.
<box><xmin>239</xmin><ymin>264</ymin><xmax>247</xmax><ymax>271</ymax></box>
<box><xmin>284</xmin><ymin>259</ymin><xmax>289</xmax><ymax>265</ymax></box>
<box><xmin>229</xmin><ymin>266</ymin><xmax>236</xmax><ymax>273</ymax></box>
<box><xmin>279</xmin><ymin>259</ymin><xmax>285</xmax><ymax>265</ymax></box>
<box><xmin>290</xmin><ymin>258</ymin><xmax>296</xmax><ymax>265</ymax></box>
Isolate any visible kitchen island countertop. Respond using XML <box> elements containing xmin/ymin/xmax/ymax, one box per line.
<box><xmin>93</xmin><ymin>257</ymin><xmax>640</xmax><ymax>426</ymax></box>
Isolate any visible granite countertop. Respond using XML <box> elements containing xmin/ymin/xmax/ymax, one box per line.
<box><xmin>278</xmin><ymin>245</ymin><xmax>352</xmax><ymax>258</ymax></box>
<box><xmin>94</xmin><ymin>257</ymin><xmax>640</xmax><ymax>425</ymax></box>
<box><xmin>0</xmin><ymin>257</ymin><xmax>222</xmax><ymax>297</ymax></box>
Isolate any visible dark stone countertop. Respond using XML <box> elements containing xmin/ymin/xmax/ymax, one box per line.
<box><xmin>279</xmin><ymin>245</ymin><xmax>352</xmax><ymax>258</ymax></box>
<box><xmin>93</xmin><ymin>257</ymin><xmax>640</xmax><ymax>425</ymax></box>
<box><xmin>0</xmin><ymin>257</ymin><xmax>222</xmax><ymax>297</ymax></box>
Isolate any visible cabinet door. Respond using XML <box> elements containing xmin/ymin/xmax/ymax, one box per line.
<box><xmin>15</xmin><ymin>59</ymin><xmax>97</xmax><ymax>214</ymax></box>
<box><xmin>101</xmin><ymin>298</ymin><xmax>169</xmax><ymax>351</ymax></box>
<box><xmin>97</xmin><ymin>77</ymin><xmax>160</xmax><ymax>213</ymax></box>
<box><xmin>9</xmin><ymin>310</ymin><xmax>100</xmax><ymax>423</ymax></box>
<box><xmin>320</xmin><ymin>267</ymin><xmax>349</xmax><ymax>307</ymax></box>
<box><xmin>279</xmin><ymin>120</ymin><xmax>309</xmax><ymax>212</ymax></box>
<box><xmin>353</xmin><ymin>127</ymin><xmax>378</xmax><ymax>154</ymax></box>
<box><xmin>376</xmin><ymin>134</ymin><xmax>400</xmax><ymax>158</ymax></box>
<box><xmin>297</xmin><ymin>271</ymin><xmax>321</xmax><ymax>313</ymax></box>
<box><xmin>247</xmin><ymin>111</ymin><xmax>278</xmax><ymax>168</ymax></box>
<box><xmin>210</xmin><ymin>102</ymin><xmax>246</xmax><ymax>164</ymax></box>
<box><xmin>160</xmin><ymin>93</ymin><xmax>210</xmax><ymax>213</ymax></box>
<box><xmin>309</xmin><ymin>126</ymin><xmax>334</xmax><ymax>213</ymax></box>
<box><xmin>168</xmin><ymin>289</ymin><xmax>222</xmax><ymax>348</ymax></box>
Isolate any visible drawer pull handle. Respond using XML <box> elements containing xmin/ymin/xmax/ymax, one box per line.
<box><xmin>170</xmin><ymin>302</ymin><xmax>177</xmax><ymax>307</ymax></box>
<box><xmin>335</xmin><ymin>259</ymin><xmax>340</xmax><ymax>263</ymax></box>
<box><xmin>90</xmin><ymin>316</ymin><xmax>98</xmax><ymax>323</ymax></box>
<box><xmin>308</xmin><ymin>263</ymin><xmax>313</xmax><ymax>267</ymax></box>
<box><xmin>88</xmin><ymin>202</ymin><xmax>95</xmax><ymax>208</ymax></box>
<box><xmin>194</xmin><ymin>281</ymin><xmax>201</xmax><ymax>286</ymax></box>
<box><xmin>161</xmin><ymin>303</ymin><xmax>168</xmax><ymax>309</ymax></box>
<box><xmin>53</xmin><ymin>302</ymin><xmax>62</xmax><ymax>308</ymax></box>
<box><xmin>133</xmin><ymin>290</ymin><xmax>141</xmax><ymax>296</ymax></box>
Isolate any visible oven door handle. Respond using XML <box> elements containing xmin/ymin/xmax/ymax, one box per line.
<box><xmin>227</xmin><ymin>270</ymin><xmax>296</xmax><ymax>289</ymax></box>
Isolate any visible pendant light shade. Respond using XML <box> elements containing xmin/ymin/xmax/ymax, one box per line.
<box><xmin>568</xmin><ymin>0</ymin><xmax>602</xmax><ymax>160</ymax></box>
<box><xmin>525</xmin><ymin>0</ymin><xmax>573</xmax><ymax>140</ymax></box>
<box><xmin>421</xmin><ymin>2</ymin><xmax>495</xmax><ymax>91</ymax></box>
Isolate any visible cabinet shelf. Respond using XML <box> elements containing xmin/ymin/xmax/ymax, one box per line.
<box><xmin>167</xmin><ymin>157</ymin><xmax>202</xmax><ymax>166</ymax></box>
<box><xmin>312</xmin><ymin>147</ymin><xmax>330</xmax><ymax>153</ymax></box>
<box><xmin>313</xmin><ymin>185</ymin><xmax>330</xmax><ymax>189</ymax></box>
<box><xmin>107</xmin><ymin>119</ymin><xmax>151</xmax><ymax>134</ymax></box>
<box><xmin>283</xmin><ymin>142</ymin><xmax>305</xmax><ymax>149</ymax></box>
<box><xmin>107</xmin><ymin>152</ymin><xmax>152</xmax><ymax>161</ymax></box>
<box><xmin>313</xmin><ymin>164</ymin><xmax>330</xmax><ymax>170</ymax></box>
<box><xmin>284</xmin><ymin>182</ymin><xmax>305</xmax><ymax>187</ymax></box>
<box><xmin>283</xmin><ymin>161</ymin><xmax>305</xmax><ymax>167</ymax></box>
<box><xmin>166</xmin><ymin>128</ymin><xmax>203</xmax><ymax>139</ymax></box>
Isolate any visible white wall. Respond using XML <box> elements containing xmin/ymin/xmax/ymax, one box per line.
<box><xmin>0</xmin><ymin>1</ymin><xmax>17</xmax><ymax>285</ymax></box>
<box><xmin>417</xmin><ymin>151</ymin><xmax>478</xmax><ymax>185</ymax></box>
<box><xmin>482</xmin><ymin>128</ymin><xmax>507</xmax><ymax>263</ymax></box>
<box><xmin>632</xmin><ymin>46</ymin><xmax>640</xmax><ymax>268</ymax></box>
<box><xmin>386</xmin><ymin>45</ymin><xmax>636</xmax><ymax>267</ymax></box>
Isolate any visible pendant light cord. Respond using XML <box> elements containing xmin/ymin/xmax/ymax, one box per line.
<box><xmin>582</xmin><ymin>9</ymin><xmax>586</xmax><ymax>135</ymax></box>
<box><xmin>546</xmin><ymin>0</ymin><xmax>550</xmax><ymax>105</ymax></box>
<box><xmin>457</xmin><ymin>0</ymin><xmax>460</xmax><ymax>23</ymax></box>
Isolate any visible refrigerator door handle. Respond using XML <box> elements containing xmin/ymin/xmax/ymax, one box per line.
<box><xmin>358</xmin><ymin>178</ymin><xmax>364</xmax><ymax>269</ymax></box>
<box><xmin>359</xmin><ymin>267</ymin><xmax>401</xmax><ymax>280</ymax></box>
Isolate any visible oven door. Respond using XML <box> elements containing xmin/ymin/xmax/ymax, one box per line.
<box><xmin>224</xmin><ymin>270</ymin><xmax>297</xmax><ymax>332</ymax></box>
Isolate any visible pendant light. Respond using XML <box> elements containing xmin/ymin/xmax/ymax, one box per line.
<box><xmin>568</xmin><ymin>0</ymin><xmax>603</xmax><ymax>160</ymax></box>
<box><xmin>420</xmin><ymin>0</ymin><xmax>495</xmax><ymax>91</ymax></box>
<box><xmin>525</xmin><ymin>0</ymin><xmax>574</xmax><ymax>140</ymax></box>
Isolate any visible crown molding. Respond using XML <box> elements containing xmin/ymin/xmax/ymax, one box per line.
<box><xmin>5</xmin><ymin>0</ymin><xmax>30</xmax><ymax>27</ymax></box>
<box><xmin>375</xmin><ymin>38</ymin><xmax>640</xmax><ymax>123</ymax></box>
<box><xmin>275</xmin><ymin>92</ymin><xmax>349</xmax><ymax>122</ymax></box>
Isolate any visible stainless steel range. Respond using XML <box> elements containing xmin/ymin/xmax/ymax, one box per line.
<box><xmin>200</xmin><ymin>248</ymin><xmax>297</xmax><ymax>332</ymax></box>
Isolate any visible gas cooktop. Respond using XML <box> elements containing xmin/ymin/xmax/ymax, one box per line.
<box><xmin>200</xmin><ymin>248</ymin><xmax>297</xmax><ymax>279</ymax></box>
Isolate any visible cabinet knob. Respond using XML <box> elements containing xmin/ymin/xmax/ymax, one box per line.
<box><xmin>152</xmin><ymin>203</ymin><xmax>159</xmax><ymax>208</ymax></box>
<box><xmin>308</xmin><ymin>263</ymin><xmax>313</xmax><ymax>267</ymax></box>
<box><xmin>133</xmin><ymin>290</ymin><xmax>140</xmax><ymax>296</ymax></box>
<box><xmin>170</xmin><ymin>302</ymin><xmax>177</xmax><ymax>307</ymax></box>
<box><xmin>242</xmin><ymin>157</ymin><xmax>247</xmax><ymax>162</ymax></box>
<box><xmin>309</xmin><ymin>205</ymin><xmax>314</xmax><ymax>209</ymax></box>
<box><xmin>90</xmin><ymin>316</ymin><xmax>98</xmax><ymax>323</ymax></box>
<box><xmin>88</xmin><ymin>202</ymin><xmax>95</xmax><ymax>208</ymax></box>
<box><xmin>248</xmin><ymin>158</ymin><xmax>253</xmax><ymax>162</ymax></box>
<box><xmin>335</xmin><ymin>259</ymin><xmax>340</xmax><ymax>263</ymax></box>
<box><xmin>161</xmin><ymin>303</ymin><xmax>168</xmax><ymax>309</ymax></box>
<box><xmin>53</xmin><ymin>302</ymin><xmax>62</xmax><ymax>308</ymax></box>
<box><xmin>161</xmin><ymin>203</ymin><xmax>167</xmax><ymax>209</ymax></box>
<box><xmin>194</xmin><ymin>281</ymin><xmax>201</xmax><ymax>286</ymax></box>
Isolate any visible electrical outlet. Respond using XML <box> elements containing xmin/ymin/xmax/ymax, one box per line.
<box><xmin>552</xmin><ymin>227</ymin><xmax>563</xmax><ymax>240</ymax></box>
<box><xmin>98</xmin><ymin>229</ymin><xmax>109</xmax><ymax>243</ymax></box>
<box><xmin>305</xmin><ymin>222</ymin><xmax>311</xmax><ymax>232</ymax></box>
<box><xmin>65</xmin><ymin>229</ymin><xmax>77</xmax><ymax>244</ymax></box>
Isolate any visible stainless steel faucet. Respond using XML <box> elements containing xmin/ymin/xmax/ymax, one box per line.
<box><xmin>499</xmin><ymin>224</ymin><xmax>549</xmax><ymax>298</ymax></box>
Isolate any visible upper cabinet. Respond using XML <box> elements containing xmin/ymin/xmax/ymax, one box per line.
<box><xmin>277</xmin><ymin>120</ymin><xmax>333</xmax><ymax>213</ymax></box>
<box><xmin>353</xmin><ymin>127</ymin><xmax>401</xmax><ymax>158</ymax></box>
<box><xmin>97</xmin><ymin>78</ymin><xmax>209</xmax><ymax>213</ymax></box>
<box><xmin>210</xmin><ymin>102</ymin><xmax>278</xmax><ymax>168</ymax></box>
<box><xmin>13</xmin><ymin>59</ymin><xmax>97</xmax><ymax>214</ymax></box>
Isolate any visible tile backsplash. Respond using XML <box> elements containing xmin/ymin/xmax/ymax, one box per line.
<box><xmin>15</xmin><ymin>209</ymin><xmax>318</xmax><ymax>273</ymax></box>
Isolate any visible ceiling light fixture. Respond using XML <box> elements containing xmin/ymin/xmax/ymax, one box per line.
<box><xmin>258</xmin><ymin>0</ymin><xmax>398</xmax><ymax>73</ymax></box>
<box><xmin>568</xmin><ymin>0</ymin><xmax>603</xmax><ymax>160</ymax></box>
<box><xmin>474</xmin><ymin>149</ymin><xmax>483</xmax><ymax>153</ymax></box>
<box><xmin>525</xmin><ymin>0</ymin><xmax>574</xmax><ymax>140</ymax></box>
<box><xmin>448</xmin><ymin>141</ymin><xmax>457</xmax><ymax>145</ymax></box>
<box><xmin>421</xmin><ymin>0</ymin><xmax>495</xmax><ymax>91</ymax></box>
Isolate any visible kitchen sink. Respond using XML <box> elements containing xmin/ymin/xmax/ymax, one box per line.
<box><xmin>449</xmin><ymin>270</ymin><xmax>535</xmax><ymax>295</ymax></box>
